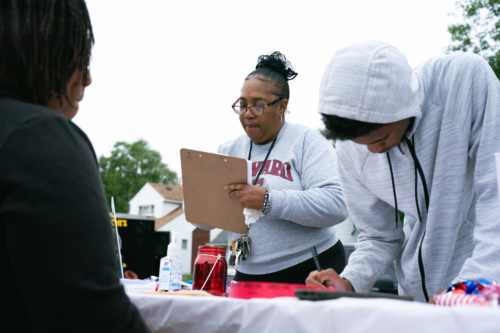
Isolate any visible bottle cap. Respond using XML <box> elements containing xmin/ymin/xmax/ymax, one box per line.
<box><xmin>167</xmin><ymin>231</ymin><xmax>182</xmax><ymax>258</ymax></box>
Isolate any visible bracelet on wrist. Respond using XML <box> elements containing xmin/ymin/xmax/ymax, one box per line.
<box><xmin>260</xmin><ymin>188</ymin><xmax>270</xmax><ymax>215</ymax></box>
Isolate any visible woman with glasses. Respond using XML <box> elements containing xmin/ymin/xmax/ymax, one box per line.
<box><xmin>221</xmin><ymin>51</ymin><xmax>349</xmax><ymax>284</ymax></box>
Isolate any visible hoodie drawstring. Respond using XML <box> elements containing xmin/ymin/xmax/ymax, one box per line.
<box><xmin>386</xmin><ymin>151</ymin><xmax>399</xmax><ymax>228</ymax></box>
<box><xmin>386</xmin><ymin>135</ymin><xmax>430</xmax><ymax>302</ymax></box>
<box><xmin>405</xmin><ymin>136</ymin><xmax>430</xmax><ymax>219</ymax></box>
<box><xmin>405</xmin><ymin>136</ymin><xmax>430</xmax><ymax>302</ymax></box>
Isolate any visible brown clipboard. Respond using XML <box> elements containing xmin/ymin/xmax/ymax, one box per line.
<box><xmin>180</xmin><ymin>148</ymin><xmax>250</xmax><ymax>234</ymax></box>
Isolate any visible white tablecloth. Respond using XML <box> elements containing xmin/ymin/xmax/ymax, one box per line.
<box><xmin>127</xmin><ymin>291</ymin><xmax>500</xmax><ymax>333</ymax></box>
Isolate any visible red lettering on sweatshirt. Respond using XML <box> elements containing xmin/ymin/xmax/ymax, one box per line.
<box><xmin>270</xmin><ymin>160</ymin><xmax>283</xmax><ymax>176</ymax></box>
<box><xmin>254</xmin><ymin>178</ymin><xmax>264</xmax><ymax>186</ymax></box>
<box><xmin>251</xmin><ymin>159</ymin><xmax>293</xmax><ymax>182</ymax></box>
<box><xmin>281</xmin><ymin>162</ymin><xmax>293</xmax><ymax>181</ymax></box>
<box><xmin>252</xmin><ymin>162</ymin><xmax>263</xmax><ymax>176</ymax></box>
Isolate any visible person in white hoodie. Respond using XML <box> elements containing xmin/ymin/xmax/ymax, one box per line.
<box><xmin>305</xmin><ymin>41</ymin><xmax>500</xmax><ymax>303</ymax></box>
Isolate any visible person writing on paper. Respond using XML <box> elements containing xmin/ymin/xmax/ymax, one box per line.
<box><xmin>221</xmin><ymin>51</ymin><xmax>349</xmax><ymax>284</ymax></box>
<box><xmin>0</xmin><ymin>1</ymin><xmax>149</xmax><ymax>331</ymax></box>
<box><xmin>305</xmin><ymin>41</ymin><xmax>500</xmax><ymax>303</ymax></box>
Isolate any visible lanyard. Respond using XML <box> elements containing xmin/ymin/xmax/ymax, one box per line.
<box><xmin>248</xmin><ymin>137</ymin><xmax>277</xmax><ymax>185</ymax></box>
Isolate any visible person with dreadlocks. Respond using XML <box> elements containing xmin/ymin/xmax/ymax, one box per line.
<box><xmin>305</xmin><ymin>41</ymin><xmax>500</xmax><ymax>303</ymax></box>
<box><xmin>215</xmin><ymin>51</ymin><xmax>348</xmax><ymax>284</ymax></box>
<box><xmin>0</xmin><ymin>1</ymin><xmax>150</xmax><ymax>331</ymax></box>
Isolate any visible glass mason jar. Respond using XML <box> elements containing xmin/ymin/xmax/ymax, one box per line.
<box><xmin>192</xmin><ymin>245</ymin><xmax>227</xmax><ymax>296</ymax></box>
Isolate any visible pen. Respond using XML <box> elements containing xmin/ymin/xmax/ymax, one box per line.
<box><xmin>311</xmin><ymin>246</ymin><xmax>322</xmax><ymax>272</ymax></box>
<box><xmin>311</xmin><ymin>246</ymin><xmax>328</xmax><ymax>286</ymax></box>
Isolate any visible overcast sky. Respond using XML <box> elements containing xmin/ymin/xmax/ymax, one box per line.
<box><xmin>76</xmin><ymin>0</ymin><xmax>459</xmax><ymax>180</ymax></box>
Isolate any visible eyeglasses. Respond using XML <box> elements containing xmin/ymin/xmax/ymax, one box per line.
<box><xmin>232</xmin><ymin>97</ymin><xmax>283</xmax><ymax>116</ymax></box>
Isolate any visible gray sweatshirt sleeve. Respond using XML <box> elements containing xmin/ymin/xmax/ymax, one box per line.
<box><xmin>268</xmin><ymin>130</ymin><xmax>349</xmax><ymax>228</ymax></box>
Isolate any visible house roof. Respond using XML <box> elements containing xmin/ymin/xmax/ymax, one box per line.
<box><xmin>155</xmin><ymin>205</ymin><xmax>184</xmax><ymax>230</ymax></box>
<box><xmin>149</xmin><ymin>182</ymin><xmax>183</xmax><ymax>202</ymax></box>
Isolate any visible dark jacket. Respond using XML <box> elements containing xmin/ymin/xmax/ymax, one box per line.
<box><xmin>0</xmin><ymin>90</ymin><xmax>150</xmax><ymax>332</ymax></box>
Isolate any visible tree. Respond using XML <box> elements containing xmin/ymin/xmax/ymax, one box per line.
<box><xmin>447</xmin><ymin>0</ymin><xmax>500</xmax><ymax>78</ymax></box>
<box><xmin>99</xmin><ymin>139</ymin><xmax>179</xmax><ymax>212</ymax></box>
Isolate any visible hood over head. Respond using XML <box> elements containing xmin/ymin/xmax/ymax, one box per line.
<box><xmin>318</xmin><ymin>41</ymin><xmax>421</xmax><ymax>124</ymax></box>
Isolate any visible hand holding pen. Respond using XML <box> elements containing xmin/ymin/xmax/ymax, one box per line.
<box><xmin>310</xmin><ymin>246</ymin><xmax>327</xmax><ymax>286</ymax></box>
<box><xmin>307</xmin><ymin>246</ymin><xmax>354</xmax><ymax>291</ymax></box>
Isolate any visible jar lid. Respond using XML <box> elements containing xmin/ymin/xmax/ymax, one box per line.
<box><xmin>198</xmin><ymin>245</ymin><xmax>226</xmax><ymax>255</ymax></box>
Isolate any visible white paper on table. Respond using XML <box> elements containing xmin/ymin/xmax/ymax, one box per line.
<box><xmin>120</xmin><ymin>278</ymin><xmax>158</xmax><ymax>293</ymax></box>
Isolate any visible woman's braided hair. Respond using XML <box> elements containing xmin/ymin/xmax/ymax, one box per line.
<box><xmin>0</xmin><ymin>0</ymin><xmax>94</xmax><ymax>106</ymax></box>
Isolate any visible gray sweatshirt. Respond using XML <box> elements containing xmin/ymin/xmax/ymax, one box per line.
<box><xmin>218</xmin><ymin>122</ymin><xmax>348</xmax><ymax>274</ymax></box>
<box><xmin>318</xmin><ymin>41</ymin><xmax>500</xmax><ymax>302</ymax></box>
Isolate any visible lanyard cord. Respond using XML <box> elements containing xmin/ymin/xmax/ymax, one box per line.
<box><xmin>243</xmin><ymin>137</ymin><xmax>277</xmax><ymax>233</ymax></box>
<box><xmin>248</xmin><ymin>137</ymin><xmax>277</xmax><ymax>185</ymax></box>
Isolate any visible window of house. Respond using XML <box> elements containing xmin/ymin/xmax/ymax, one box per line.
<box><xmin>182</xmin><ymin>239</ymin><xmax>188</xmax><ymax>250</ymax></box>
<box><xmin>139</xmin><ymin>205</ymin><xmax>154</xmax><ymax>216</ymax></box>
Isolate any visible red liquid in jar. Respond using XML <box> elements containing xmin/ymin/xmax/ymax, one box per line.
<box><xmin>192</xmin><ymin>245</ymin><xmax>227</xmax><ymax>296</ymax></box>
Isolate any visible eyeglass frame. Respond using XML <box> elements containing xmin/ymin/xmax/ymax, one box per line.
<box><xmin>232</xmin><ymin>97</ymin><xmax>284</xmax><ymax>116</ymax></box>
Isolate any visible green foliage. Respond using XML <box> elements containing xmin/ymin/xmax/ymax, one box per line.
<box><xmin>399</xmin><ymin>210</ymin><xmax>405</xmax><ymax>227</ymax></box>
<box><xmin>99</xmin><ymin>139</ymin><xmax>178</xmax><ymax>212</ymax></box>
<box><xmin>447</xmin><ymin>0</ymin><xmax>500</xmax><ymax>78</ymax></box>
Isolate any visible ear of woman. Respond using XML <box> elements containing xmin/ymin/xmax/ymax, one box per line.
<box><xmin>46</xmin><ymin>70</ymin><xmax>91</xmax><ymax>120</ymax></box>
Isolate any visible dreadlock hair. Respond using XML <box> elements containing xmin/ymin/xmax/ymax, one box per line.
<box><xmin>246</xmin><ymin>51</ymin><xmax>298</xmax><ymax>100</ymax></box>
<box><xmin>0</xmin><ymin>0</ymin><xmax>94</xmax><ymax>106</ymax></box>
<box><xmin>321</xmin><ymin>114</ymin><xmax>385</xmax><ymax>141</ymax></box>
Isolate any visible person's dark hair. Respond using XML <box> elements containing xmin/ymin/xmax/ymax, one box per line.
<box><xmin>0</xmin><ymin>0</ymin><xmax>94</xmax><ymax>106</ymax></box>
<box><xmin>246</xmin><ymin>51</ymin><xmax>298</xmax><ymax>100</ymax></box>
<box><xmin>321</xmin><ymin>114</ymin><xmax>385</xmax><ymax>141</ymax></box>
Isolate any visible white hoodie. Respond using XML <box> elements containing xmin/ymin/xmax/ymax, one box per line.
<box><xmin>318</xmin><ymin>41</ymin><xmax>500</xmax><ymax>302</ymax></box>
